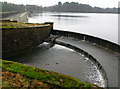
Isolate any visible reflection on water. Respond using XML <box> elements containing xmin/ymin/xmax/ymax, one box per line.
<box><xmin>28</xmin><ymin>12</ymin><xmax>118</xmax><ymax>44</ymax></box>
<box><xmin>51</xmin><ymin>15</ymin><xmax>88</xmax><ymax>18</ymax></box>
<box><xmin>15</xmin><ymin>42</ymin><xmax>105</xmax><ymax>87</ymax></box>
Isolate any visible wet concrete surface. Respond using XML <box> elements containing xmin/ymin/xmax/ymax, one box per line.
<box><xmin>56</xmin><ymin>36</ymin><xmax>118</xmax><ymax>87</ymax></box>
<box><xmin>14</xmin><ymin>42</ymin><xmax>105</xmax><ymax>87</ymax></box>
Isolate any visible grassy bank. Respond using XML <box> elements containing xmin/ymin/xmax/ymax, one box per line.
<box><xmin>0</xmin><ymin>21</ymin><xmax>46</xmax><ymax>28</ymax></box>
<box><xmin>2</xmin><ymin>60</ymin><xmax>103</xmax><ymax>88</ymax></box>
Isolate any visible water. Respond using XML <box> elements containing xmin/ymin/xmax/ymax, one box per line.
<box><xmin>26</xmin><ymin>12</ymin><xmax>118</xmax><ymax>87</ymax></box>
<box><xmin>28</xmin><ymin>12</ymin><xmax>118</xmax><ymax>44</ymax></box>
<box><xmin>14</xmin><ymin>42</ymin><xmax>105</xmax><ymax>87</ymax></box>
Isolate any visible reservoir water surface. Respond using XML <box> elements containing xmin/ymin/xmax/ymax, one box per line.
<box><xmin>28</xmin><ymin>12</ymin><xmax>118</xmax><ymax>44</ymax></box>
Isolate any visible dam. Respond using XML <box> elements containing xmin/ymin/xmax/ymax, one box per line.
<box><xmin>1</xmin><ymin>11</ymin><xmax>119</xmax><ymax>88</ymax></box>
<box><xmin>1</xmin><ymin>11</ymin><xmax>28</xmax><ymax>23</ymax></box>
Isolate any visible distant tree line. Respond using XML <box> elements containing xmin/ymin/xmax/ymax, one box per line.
<box><xmin>44</xmin><ymin>2</ymin><xmax>118</xmax><ymax>13</ymax></box>
<box><xmin>0</xmin><ymin>1</ymin><xmax>118</xmax><ymax>13</ymax></box>
<box><xmin>26</xmin><ymin>5</ymin><xmax>43</xmax><ymax>12</ymax></box>
<box><xmin>0</xmin><ymin>2</ymin><xmax>43</xmax><ymax>12</ymax></box>
<box><xmin>1</xmin><ymin>2</ymin><xmax>25</xmax><ymax>12</ymax></box>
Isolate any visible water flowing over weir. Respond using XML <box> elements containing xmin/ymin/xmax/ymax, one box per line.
<box><xmin>13</xmin><ymin>43</ymin><xmax>106</xmax><ymax>87</ymax></box>
<box><xmin>55</xmin><ymin>41</ymin><xmax>108</xmax><ymax>87</ymax></box>
<box><xmin>51</xmin><ymin>30</ymin><xmax>119</xmax><ymax>87</ymax></box>
<box><xmin>2</xmin><ymin>12</ymin><xmax>119</xmax><ymax>88</ymax></box>
<box><xmin>12</xmin><ymin>29</ymin><xmax>119</xmax><ymax>88</ymax></box>
<box><xmin>5</xmin><ymin>12</ymin><xmax>118</xmax><ymax>87</ymax></box>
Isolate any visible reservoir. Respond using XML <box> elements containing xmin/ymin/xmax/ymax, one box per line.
<box><xmin>28</xmin><ymin>12</ymin><xmax>118</xmax><ymax>44</ymax></box>
<box><xmin>13</xmin><ymin>12</ymin><xmax>118</xmax><ymax>87</ymax></box>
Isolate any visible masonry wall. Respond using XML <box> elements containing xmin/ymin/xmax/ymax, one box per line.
<box><xmin>52</xmin><ymin>30</ymin><xmax>120</xmax><ymax>54</ymax></box>
<box><xmin>2</xmin><ymin>25</ymin><xmax>52</xmax><ymax>59</ymax></box>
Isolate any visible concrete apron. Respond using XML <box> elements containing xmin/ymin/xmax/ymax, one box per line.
<box><xmin>55</xmin><ymin>36</ymin><xmax>118</xmax><ymax>88</ymax></box>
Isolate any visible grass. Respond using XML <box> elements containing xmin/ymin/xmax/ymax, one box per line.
<box><xmin>0</xmin><ymin>22</ymin><xmax>46</xmax><ymax>28</ymax></box>
<box><xmin>2</xmin><ymin>60</ymin><xmax>104</xmax><ymax>88</ymax></box>
<box><xmin>2</xmin><ymin>71</ymin><xmax>48</xmax><ymax>88</ymax></box>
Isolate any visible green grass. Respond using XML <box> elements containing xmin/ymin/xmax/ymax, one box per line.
<box><xmin>2</xmin><ymin>60</ymin><xmax>104</xmax><ymax>88</ymax></box>
<box><xmin>0</xmin><ymin>22</ymin><xmax>46</xmax><ymax>28</ymax></box>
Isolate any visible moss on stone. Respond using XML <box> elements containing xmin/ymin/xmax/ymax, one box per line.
<box><xmin>0</xmin><ymin>22</ymin><xmax>47</xmax><ymax>28</ymax></box>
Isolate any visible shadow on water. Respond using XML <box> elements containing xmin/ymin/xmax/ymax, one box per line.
<box><xmin>28</xmin><ymin>12</ymin><xmax>43</xmax><ymax>17</ymax></box>
<box><xmin>51</xmin><ymin>15</ymin><xmax>88</xmax><ymax>18</ymax></box>
<box><xmin>9</xmin><ymin>42</ymin><xmax>54</xmax><ymax>62</ymax></box>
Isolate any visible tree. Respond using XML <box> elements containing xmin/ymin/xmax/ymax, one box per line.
<box><xmin>58</xmin><ymin>1</ymin><xmax>62</xmax><ymax>12</ymax></box>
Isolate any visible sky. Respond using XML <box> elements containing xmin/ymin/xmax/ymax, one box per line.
<box><xmin>0</xmin><ymin>0</ymin><xmax>120</xmax><ymax>8</ymax></box>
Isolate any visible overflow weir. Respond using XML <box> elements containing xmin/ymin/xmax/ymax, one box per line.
<box><xmin>51</xmin><ymin>30</ymin><xmax>119</xmax><ymax>88</ymax></box>
<box><xmin>1</xmin><ymin>12</ymin><xmax>119</xmax><ymax>88</ymax></box>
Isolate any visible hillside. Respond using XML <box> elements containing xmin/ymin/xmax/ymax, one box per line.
<box><xmin>0</xmin><ymin>1</ymin><xmax>118</xmax><ymax>13</ymax></box>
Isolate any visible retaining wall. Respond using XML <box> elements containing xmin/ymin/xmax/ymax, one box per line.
<box><xmin>55</xmin><ymin>40</ymin><xmax>108</xmax><ymax>87</ymax></box>
<box><xmin>52</xmin><ymin>30</ymin><xmax>120</xmax><ymax>54</ymax></box>
<box><xmin>2</xmin><ymin>23</ymin><xmax>53</xmax><ymax>59</ymax></box>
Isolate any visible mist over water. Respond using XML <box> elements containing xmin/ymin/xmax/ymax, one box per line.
<box><xmin>28</xmin><ymin>12</ymin><xmax>118</xmax><ymax>44</ymax></box>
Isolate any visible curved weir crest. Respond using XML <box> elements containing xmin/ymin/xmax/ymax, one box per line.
<box><xmin>52</xmin><ymin>30</ymin><xmax>119</xmax><ymax>87</ymax></box>
<box><xmin>13</xmin><ymin>43</ymin><xmax>106</xmax><ymax>87</ymax></box>
<box><xmin>55</xmin><ymin>40</ymin><xmax>108</xmax><ymax>87</ymax></box>
<box><xmin>2</xmin><ymin>12</ymin><xmax>119</xmax><ymax>88</ymax></box>
<box><xmin>10</xmin><ymin>29</ymin><xmax>119</xmax><ymax>88</ymax></box>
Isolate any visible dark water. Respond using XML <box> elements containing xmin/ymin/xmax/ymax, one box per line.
<box><xmin>28</xmin><ymin>12</ymin><xmax>118</xmax><ymax>44</ymax></box>
<box><xmin>15</xmin><ymin>42</ymin><xmax>105</xmax><ymax>87</ymax></box>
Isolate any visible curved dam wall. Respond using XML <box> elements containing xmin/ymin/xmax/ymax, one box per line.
<box><xmin>52</xmin><ymin>30</ymin><xmax>120</xmax><ymax>54</ymax></box>
<box><xmin>2</xmin><ymin>23</ymin><xmax>53</xmax><ymax>59</ymax></box>
<box><xmin>55</xmin><ymin>40</ymin><xmax>108</xmax><ymax>87</ymax></box>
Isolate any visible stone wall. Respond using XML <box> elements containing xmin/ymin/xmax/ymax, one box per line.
<box><xmin>55</xmin><ymin>40</ymin><xmax>108</xmax><ymax>87</ymax></box>
<box><xmin>52</xmin><ymin>30</ymin><xmax>120</xmax><ymax>54</ymax></box>
<box><xmin>2</xmin><ymin>24</ymin><xmax>53</xmax><ymax>59</ymax></box>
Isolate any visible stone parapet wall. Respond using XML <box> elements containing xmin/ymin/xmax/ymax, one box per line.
<box><xmin>2</xmin><ymin>24</ymin><xmax>52</xmax><ymax>59</ymax></box>
<box><xmin>52</xmin><ymin>30</ymin><xmax>120</xmax><ymax>54</ymax></box>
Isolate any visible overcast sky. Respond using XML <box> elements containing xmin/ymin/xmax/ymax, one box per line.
<box><xmin>1</xmin><ymin>0</ymin><xmax>120</xmax><ymax>8</ymax></box>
